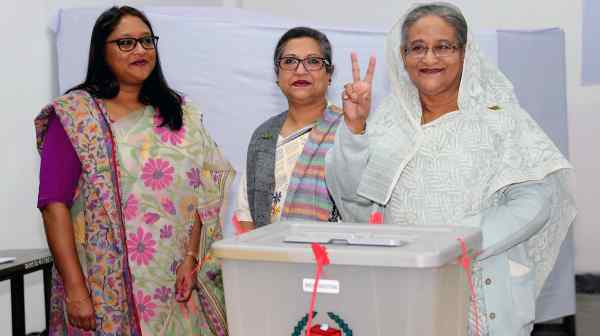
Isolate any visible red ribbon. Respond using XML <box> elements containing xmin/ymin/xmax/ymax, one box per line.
<box><xmin>369</xmin><ymin>211</ymin><xmax>383</xmax><ymax>224</ymax></box>
<box><xmin>306</xmin><ymin>243</ymin><xmax>330</xmax><ymax>336</ymax></box>
<box><xmin>231</xmin><ymin>213</ymin><xmax>249</xmax><ymax>236</ymax></box>
<box><xmin>458</xmin><ymin>238</ymin><xmax>480</xmax><ymax>336</ymax></box>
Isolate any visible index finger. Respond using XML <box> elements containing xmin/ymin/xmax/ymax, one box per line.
<box><xmin>351</xmin><ymin>52</ymin><xmax>361</xmax><ymax>82</ymax></box>
<box><xmin>364</xmin><ymin>56</ymin><xmax>376</xmax><ymax>84</ymax></box>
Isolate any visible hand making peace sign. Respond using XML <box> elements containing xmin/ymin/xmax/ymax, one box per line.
<box><xmin>342</xmin><ymin>52</ymin><xmax>376</xmax><ymax>134</ymax></box>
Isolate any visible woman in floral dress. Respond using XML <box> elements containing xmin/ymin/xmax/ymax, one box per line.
<box><xmin>35</xmin><ymin>6</ymin><xmax>233</xmax><ymax>335</ymax></box>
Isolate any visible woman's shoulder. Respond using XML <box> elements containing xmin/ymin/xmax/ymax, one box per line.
<box><xmin>180</xmin><ymin>97</ymin><xmax>203</xmax><ymax>122</ymax></box>
<box><xmin>40</xmin><ymin>90</ymin><xmax>97</xmax><ymax>121</ymax></box>
<box><xmin>249</xmin><ymin>111</ymin><xmax>287</xmax><ymax>143</ymax></box>
<box><xmin>51</xmin><ymin>89</ymin><xmax>95</xmax><ymax>106</ymax></box>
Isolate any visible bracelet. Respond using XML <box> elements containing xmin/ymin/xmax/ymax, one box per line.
<box><xmin>358</xmin><ymin>122</ymin><xmax>367</xmax><ymax>135</ymax></box>
<box><xmin>184</xmin><ymin>251</ymin><xmax>199</xmax><ymax>264</ymax></box>
<box><xmin>65</xmin><ymin>294</ymin><xmax>89</xmax><ymax>304</ymax></box>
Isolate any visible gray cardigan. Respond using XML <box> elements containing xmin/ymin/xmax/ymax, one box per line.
<box><xmin>246</xmin><ymin>111</ymin><xmax>287</xmax><ymax>228</ymax></box>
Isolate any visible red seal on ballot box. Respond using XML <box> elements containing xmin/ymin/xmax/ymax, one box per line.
<box><xmin>310</xmin><ymin>324</ymin><xmax>341</xmax><ymax>336</ymax></box>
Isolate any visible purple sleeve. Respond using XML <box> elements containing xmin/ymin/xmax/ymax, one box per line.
<box><xmin>37</xmin><ymin>113</ymin><xmax>82</xmax><ymax>209</ymax></box>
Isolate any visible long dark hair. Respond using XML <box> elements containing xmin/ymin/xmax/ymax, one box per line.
<box><xmin>68</xmin><ymin>6</ymin><xmax>183</xmax><ymax>130</ymax></box>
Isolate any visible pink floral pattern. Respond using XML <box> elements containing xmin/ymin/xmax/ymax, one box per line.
<box><xmin>161</xmin><ymin>197</ymin><xmax>176</xmax><ymax>215</ymax></box>
<box><xmin>153</xmin><ymin>115</ymin><xmax>186</xmax><ymax>145</ymax></box>
<box><xmin>153</xmin><ymin>286</ymin><xmax>172</xmax><ymax>303</ymax></box>
<box><xmin>136</xmin><ymin>290</ymin><xmax>157</xmax><ymax>323</ymax></box>
<box><xmin>141</xmin><ymin>158</ymin><xmax>174</xmax><ymax>191</ymax></box>
<box><xmin>116</xmin><ymin>105</ymin><xmax>233</xmax><ymax>335</ymax></box>
<box><xmin>186</xmin><ymin>167</ymin><xmax>202</xmax><ymax>189</ymax></box>
<box><xmin>127</xmin><ymin>227</ymin><xmax>156</xmax><ymax>266</ymax></box>
<box><xmin>160</xmin><ymin>224</ymin><xmax>173</xmax><ymax>239</ymax></box>
<box><xmin>123</xmin><ymin>194</ymin><xmax>139</xmax><ymax>220</ymax></box>
<box><xmin>143</xmin><ymin>212</ymin><xmax>160</xmax><ymax>225</ymax></box>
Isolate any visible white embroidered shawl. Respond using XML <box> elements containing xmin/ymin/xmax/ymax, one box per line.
<box><xmin>357</xmin><ymin>3</ymin><xmax>576</xmax><ymax>295</ymax></box>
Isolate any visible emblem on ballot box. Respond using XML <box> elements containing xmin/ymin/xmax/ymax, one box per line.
<box><xmin>290</xmin><ymin>244</ymin><xmax>353</xmax><ymax>336</ymax></box>
<box><xmin>291</xmin><ymin>312</ymin><xmax>352</xmax><ymax>336</ymax></box>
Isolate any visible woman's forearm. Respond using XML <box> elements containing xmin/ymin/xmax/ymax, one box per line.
<box><xmin>476</xmin><ymin>179</ymin><xmax>553</xmax><ymax>260</ymax></box>
<box><xmin>325</xmin><ymin>120</ymin><xmax>372</xmax><ymax>222</ymax></box>
<box><xmin>42</xmin><ymin>203</ymin><xmax>87</xmax><ymax>294</ymax></box>
<box><xmin>187</xmin><ymin>213</ymin><xmax>203</xmax><ymax>258</ymax></box>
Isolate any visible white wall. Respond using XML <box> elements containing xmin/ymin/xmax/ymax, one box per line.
<box><xmin>0</xmin><ymin>0</ymin><xmax>597</xmax><ymax>332</ymax></box>
<box><xmin>1</xmin><ymin>1</ymin><xmax>55</xmax><ymax>334</ymax></box>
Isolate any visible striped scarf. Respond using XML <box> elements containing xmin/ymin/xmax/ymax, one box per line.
<box><xmin>282</xmin><ymin>106</ymin><xmax>342</xmax><ymax>221</ymax></box>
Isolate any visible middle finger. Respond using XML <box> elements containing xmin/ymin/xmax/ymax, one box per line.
<box><xmin>351</xmin><ymin>52</ymin><xmax>361</xmax><ymax>82</ymax></box>
<box><xmin>364</xmin><ymin>56</ymin><xmax>377</xmax><ymax>84</ymax></box>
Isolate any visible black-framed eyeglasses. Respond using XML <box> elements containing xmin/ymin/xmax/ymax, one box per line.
<box><xmin>107</xmin><ymin>36</ymin><xmax>159</xmax><ymax>52</ymax></box>
<box><xmin>277</xmin><ymin>56</ymin><xmax>330</xmax><ymax>72</ymax></box>
<box><xmin>404</xmin><ymin>42</ymin><xmax>461</xmax><ymax>59</ymax></box>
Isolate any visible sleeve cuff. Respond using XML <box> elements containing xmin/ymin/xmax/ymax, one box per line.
<box><xmin>339</xmin><ymin>119</ymin><xmax>369</xmax><ymax>150</ymax></box>
<box><xmin>37</xmin><ymin>198</ymin><xmax>73</xmax><ymax>210</ymax></box>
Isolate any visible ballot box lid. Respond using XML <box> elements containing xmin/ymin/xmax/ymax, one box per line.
<box><xmin>213</xmin><ymin>221</ymin><xmax>481</xmax><ymax>268</ymax></box>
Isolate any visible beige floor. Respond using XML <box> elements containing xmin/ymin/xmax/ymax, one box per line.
<box><xmin>575</xmin><ymin>294</ymin><xmax>600</xmax><ymax>336</ymax></box>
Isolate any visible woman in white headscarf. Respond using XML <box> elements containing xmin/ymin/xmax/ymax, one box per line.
<box><xmin>325</xmin><ymin>2</ymin><xmax>576</xmax><ymax>335</ymax></box>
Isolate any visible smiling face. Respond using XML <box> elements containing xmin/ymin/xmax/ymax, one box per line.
<box><xmin>276</xmin><ymin>37</ymin><xmax>331</xmax><ymax>105</ymax></box>
<box><xmin>402</xmin><ymin>15</ymin><xmax>464</xmax><ymax>99</ymax></box>
<box><xmin>105</xmin><ymin>15</ymin><xmax>157</xmax><ymax>87</ymax></box>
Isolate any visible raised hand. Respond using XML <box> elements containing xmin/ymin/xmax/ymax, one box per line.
<box><xmin>342</xmin><ymin>52</ymin><xmax>376</xmax><ymax>134</ymax></box>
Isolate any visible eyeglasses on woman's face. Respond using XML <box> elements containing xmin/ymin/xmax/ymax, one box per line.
<box><xmin>277</xmin><ymin>56</ymin><xmax>330</xmax><ymax>72</ymax></box>
<box><xmin>107</xmin><ymin>35</ymin><xmax>159</xmax><ymax>52</ymax></box>
<box><xmin>404</xmin><ymin>42</ymin><xmax>461</xmax><ymax>59</ymax></box>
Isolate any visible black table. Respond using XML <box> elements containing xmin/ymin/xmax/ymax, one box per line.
<box><xmin>0</xmin><ymin>249</ymin><xmax>53</xmax><ymax>336</ymax></box>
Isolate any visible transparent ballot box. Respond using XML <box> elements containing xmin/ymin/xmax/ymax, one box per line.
<box><xmin>212</xmin><ymin>221</ymin><xmax>481</xmax><ymax>336</ymax></box>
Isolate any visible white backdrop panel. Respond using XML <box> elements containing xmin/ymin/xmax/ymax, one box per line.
<box><xmin>582</xmin><ymin>0</ymin><xmax>600</xmax><ymax>85</ymax></box>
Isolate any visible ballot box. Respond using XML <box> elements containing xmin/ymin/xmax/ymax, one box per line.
<box><xmin>212</xmin><ymin>221</ymin><xmax>482</xmax><ymax>336</ymax></box>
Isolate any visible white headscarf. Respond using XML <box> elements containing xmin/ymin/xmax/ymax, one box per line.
<box><xmin>360</xmin><ymin>2</ymin><xmax>575</xmax><ymax>295</ymax></box>
<box><xmin>386</xmin><ymin>3</ymin><xmax>520</xmax><ymax>119</ymax></box>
